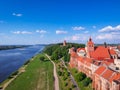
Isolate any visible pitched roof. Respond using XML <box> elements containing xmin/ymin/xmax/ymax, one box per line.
<box><xmin>77</xmin><ymin>48</ymin><xmax>86</xmax><ymax>52</ymax></box>
<box><xmin>95</xmin><ymin>66</ymin><xmax>120</xmax><ymax>83</ymax></box>
<box><xmin>102</xmin><ymin>69</ymin><xmax>114</xmax><ymax>80</ymax></box>
<box><xmin>109</xmin><ymin>49</ymin><xmax>116</xmax><ymax>55</ymax></box>
<box><xmin>90</xmin><ymin>46</ymin><xmax>111</xmax><ymax>59</ymax></box>
<box><xmin>95</xmin><ymin>66</ymin><xmax>106</xmax><ymax>75</ymax></box>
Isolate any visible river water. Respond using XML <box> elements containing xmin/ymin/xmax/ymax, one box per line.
<box><xmin>0</xmin><ymin>45</ymin><xmax>45</xmax><ymax>83</ymax></box>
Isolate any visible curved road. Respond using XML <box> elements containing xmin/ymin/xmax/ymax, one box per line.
<box><xmin>45</xmin><ymin>54</ymin><xmax>59</xmax><ymax>90</ymax></box>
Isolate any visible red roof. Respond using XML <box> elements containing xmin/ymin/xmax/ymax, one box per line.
<box><xmin>109</xmin><ymin>49</ymin><xmax>116</xmax><ymax>55</ymax></box>
<box><xmin>90</xmin><ymin>46</ymin><xmax>111</xmax><ymax>59</ymax></box>
<box><xmin>71</xmin><ymin>52</ymin><xmax>77</xmax><ymax>57</ymax></box>
<box><xmin>109</xmin><ymin>73</ymin><xmax>120</xmax><ymax>83</ymax></box>
<box><xmin>88</xmin><ymin>41</ymin><xmax>94</xmax><ymax>45</ymax></box>
<box><xmin>95</xmin><ymin>66</ymin><xmax>106</xmax><ymax>75</ymax></box>
<box><xmin>95</xmin><ymin>66</ymin><xmax>120</xmax><ymax>83</ymax></box>
<box><xmin>102</xmin><ymin>69</ymin><xmax>114</xmax><ymax>80</ymax></box>
<box><xmin>77</xmin><ymin>48</ymin><xmax>86</xmax><ymax>52</ymax></box>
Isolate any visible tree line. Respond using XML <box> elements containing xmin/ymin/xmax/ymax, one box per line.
<box><xmin>43</xmin><ymin>43</ymin><xmax>85</xmax><ymax>62</ymax></box>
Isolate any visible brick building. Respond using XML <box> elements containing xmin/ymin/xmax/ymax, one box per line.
<box><xmin>69</xmin><ymin>37</ymin><xmax>120</xmax><ymax>90</ymax></box>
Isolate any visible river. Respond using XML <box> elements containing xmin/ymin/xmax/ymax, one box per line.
<box><xmin>0</xmin><ymin>45</ymin><xmax>45</xmax><ymax>83</ymax></box>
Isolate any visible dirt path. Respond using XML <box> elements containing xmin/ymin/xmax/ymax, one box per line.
<box><xmin>45</xmin><ymin>54</ymin><xmax>59</xmax><ymax>90</ymax></box>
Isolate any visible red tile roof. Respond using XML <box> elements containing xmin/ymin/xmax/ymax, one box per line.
<box><xmin>95</xmin><ymin>66</ymin><xmax>120</xmax><ymax>83</ymax></box>
<box><xmin>95</xmin><ymin>66</ymin><xmax>106</xmax><ymax>75</ymax></box>
<box><xmin>109</xmin><ymin>73</ymin><xmax>120</xmax><ymax>83</ymax></box>
<box><xmin>90</xmin><ymin>46</ymin><xmax>111</xmax><ymax>59</ymax></box>
<box><xmin>102</xmin><ymin>69</ymin><xmax>114</xmax><ymax>80</ymax></box>
<box><xmin>77</xmin><ymin>48</ymin><xmax>86</xmax><ymax>52</ymax></box>
<box><xmin>109</xmin><ymin>49</ymin><xmax>116</xmax><ymax>55</ymax></box>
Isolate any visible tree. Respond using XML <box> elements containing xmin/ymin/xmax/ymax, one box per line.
<box><xmin>82</xmin><ymin>77</ymin><xmax>92</xmax><ymax>87</ymax></box>
<box><xmin>58</xmin><ymin>71</ymin><xmax>62</xmax><ymax>76</ymax></box>
<box><xmin>39</xmin><ymin>56</ymin><xmax>45</xmax><ymax>61</ymax></box>
<box><xmin>76</xmin><ymin>72</ymin><xmax>86</xmax><ymax>81</ymax></box>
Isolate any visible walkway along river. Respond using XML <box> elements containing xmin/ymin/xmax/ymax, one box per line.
<box><xmin>0</xmin><ymin>45</ymin><xmax>45</xmax><ymax>83</ymax></box>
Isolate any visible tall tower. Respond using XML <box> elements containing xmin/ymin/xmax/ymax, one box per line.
<box><xmin>87</xmin><ymin>37</ymin><xmax>94</xmax><ymax>52</ymax></box>
<box><xmin>63</xmin><ymin>40</ymin><xmax>67</xmax><ymax>46</ymax></box>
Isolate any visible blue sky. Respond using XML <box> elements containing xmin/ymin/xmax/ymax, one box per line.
<box><xmin>0</xmin><ymin>0</ymin><xmax>120</xmax><ymax>45</ymax></box>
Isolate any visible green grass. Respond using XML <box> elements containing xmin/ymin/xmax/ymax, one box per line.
<box><xmin>6</xmin><ymin>54</ymin><xmax>54</xmax><ymax>90</ymax></box>
<box><xmin>69</xmin><ymin>68</ymin><xmax>93</xmax><ymax>90</ymax></box>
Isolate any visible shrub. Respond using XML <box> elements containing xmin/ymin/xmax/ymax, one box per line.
<box><xmin>58</xmin><ymin>71</ymin><xmax>62</xmax><ymax>76</ymax></box>
<box><xmin>11</xmin><ymin>71</ymin><xmax>19</xmax><ymax>76</ymax></box>
<box><xmin>64</xmin><ymin>82</ymin><xmax>68</xmax><ymax>86</ymax></box>
<box><xmin>68</xmin><ymin>88</ymin><xmax>72</xmax><ymax>90</ymax></box>
<box><xmin>86</xmin><ymin>77</ymin><xmax>92</xmax><ymax>83</ymax></box>
<box><xmin>76</xmin><ymin>72</ymin><xmax>86</xmax><ymax>81</ymax></box>
<box><xmin>72</xmin><ymin>84</ymin><xmax>76</xmax><ymax>88</ymax></box>
<box><xmin>24</xmin><ymin>60</ymin><xmax>30</xmax><ymax>65</ymax></box>
<box><xmin>39</xmin><ymin>56</ymin><xmax>45</xmax><ymax>61</ymax></box>
<box><xmin>82</xmin><ymin>79</ymin><xmax>89</xmax><ymax>86</ymax></box>
<box><xmin>63</xmin><ymin>76</ymin><xmax>67</xmax><ymax>81</ymax></box>
<box><xmin>8</xmin><ymin>76</ymin><xmax>14</xmax><ymax>79</ymax></box>
<box><xmin>82</xmin><ymin>77</ymin><xmax>92</xmax><ymax>87</ymax></box>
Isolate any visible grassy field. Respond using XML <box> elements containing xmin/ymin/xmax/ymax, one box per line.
<box><xmin>5</xmin><ymin>54</ymin><xmax>54</xmax><ymax>90</ymax></box>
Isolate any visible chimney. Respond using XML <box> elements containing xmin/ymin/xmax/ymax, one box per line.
<box><xmin>104</xmin><ymin>42</ymin><xmax>107</xmax><ymax>48</ymax></box>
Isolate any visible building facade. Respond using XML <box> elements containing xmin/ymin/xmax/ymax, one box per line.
<box><xmin>69</xmin><ymin>38</ymin><xmax>120</xmax><ymax>90</ymax></box>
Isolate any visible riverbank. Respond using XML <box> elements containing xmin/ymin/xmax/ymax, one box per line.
<box><xmin>0</xmin><ymin>53</ymin><xmax>54</xmax><ymax>90</ymax></box>
<box><xmin>0</xmin><ymin>45</ymin><xmax>30</xmax><ymax>51</ymax></box>
<box><xmin>0</xmin><ymin>45</ymin><xmax>44</xmax><ymax>83</ymax></box>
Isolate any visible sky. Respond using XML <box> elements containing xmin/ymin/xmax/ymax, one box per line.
<box><xmin>0</xmin><ymin>0</ymin><xmax>120</xmax><ymax>45</ymax></box>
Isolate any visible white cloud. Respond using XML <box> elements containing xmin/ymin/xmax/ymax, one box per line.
<box><xmin>40</xmin><ymin>35</ymin><xmax>44</xmax><ymax>38</ymax></box>
<box><xmin>84</xmin><ymin>31</ymin><xmax>89</xmax><ymax>33</ymax></box>
<box><xmin>12</xmin><ymin>13</ymin><xmax>22</xmax><ymax>17</ymax></box>
<box><xmin>93</xmin><ymin>26</ymin><xmax>96</xmax><ymax>29</ymax></box>
<box><xmin>65</xmin><ymin>34</ymin><xmax>89</xmax><ymax>42</ymax></box>
<box><xmin>99</xmin><ymin>25</ymin><xmax>120</xmax><ymax>32</ymax></box>
<box><xmin>56</xmin><ymin>30</ymin><xmax>67</xmax><ymax>34</ymax></box>
<box><xmin>96</xmin><ymin>34</ymin><xmax>113</xmax><ymax>40</ymax></box>
<box><xmin>12</xmin><ymin>31</ymin><xmax>32</xmax><ymax>34</ymax></box>
<box><xmin>96</xmin><ymin>33</ymin><xmax>120</xmax><ymax>40</ymax></box>
<box><xmin>36</xmin><ymin>30</ymin><xmax>47</xmax><ymax>34</ymax></box>
<box><xmin>72</xmin><ymin>35</ymin><xmax>80</xmax><ymax>41</ymax></box>
<box><xmin>72</xmin><ymin>26</ymin><xmax>85</xmax><ymax>30</ymax></box>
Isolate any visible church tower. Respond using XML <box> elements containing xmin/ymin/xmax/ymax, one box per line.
<box><xmin>87</xmin><ymin>37</ymin><xmax>94</xmax><ymax>52</ymax></box>
<box><xmin>85</xmin><ymin>37</ymin><xmax>94</xmax><ymax>58</ymax></box>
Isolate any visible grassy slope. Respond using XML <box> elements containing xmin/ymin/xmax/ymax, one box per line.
<box><xmin>6</xmin><ymin>54</ymin><xmax>54</xmax><ymax>90</ymax></box>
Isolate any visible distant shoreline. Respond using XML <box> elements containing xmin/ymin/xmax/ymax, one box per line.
<box><xmin>0</xmin><ymin>45</ymin><xmax>31</xmax><ymax>51</ymax></box>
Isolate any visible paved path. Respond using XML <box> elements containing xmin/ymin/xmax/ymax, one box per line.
<box><xmin>45</xmin><ymin>54</ymin><xmax>59</xmax><ymax>90</ymax></box>
<box><xmin>60</xmin><ymin>59</ymin><xmax>80</xmax><ymax>90</ymax></box>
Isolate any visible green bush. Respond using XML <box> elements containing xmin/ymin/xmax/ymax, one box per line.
<box><xmin>76</xmin><ymin>72</ymin><xmax>86</xmax><ymax>81</ymax></box>
<box><xmin>72</xmin><ymin>84</ymin><xmax>76</xmax><ymax>88</ymax></box>
<box><xmin>82</xmin><ymin>80</ymin><xmax>89</xmax><ymax>86</ymax></box>
<box><xmin>39</xmin><ymin>56</ymin><xmax>45</xmax><ymax>61</ymax></box>
<box><xmin>11</xmin><ymin>70</ymin><xmax>19</xmax><ymax>76</ymax></box>
<box><xmin>58</xmin><ymin>71</ymin><xmax>62</xmax><ymax>76</ymax></box>
<box><xmin>64</xmin><ymin>82</ymin><xmax>68</xmax><ymax>86</ymax></box>
<box><xmin>24</xmin><ymin>60</ymin><xmax>30</xmax><ymax>65</ymax></box>
<box><xmin>82</xmin><ymin>77</ymin><xmax>92</xmax><ymax>87</ymax></box>
<box><xmin>86</xmin><ymin>77</ymin><xmax>92</xmax><ymax>83</ymax></box>
<box><xmin>63</xmin><ymin>76</ymin><xmax>67</xmax><ymax>81</ymax></box>
<box><xmin>68</xmin><ymin>88</ymin><xmax>72</xmax><ymax>90</ymax></box>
